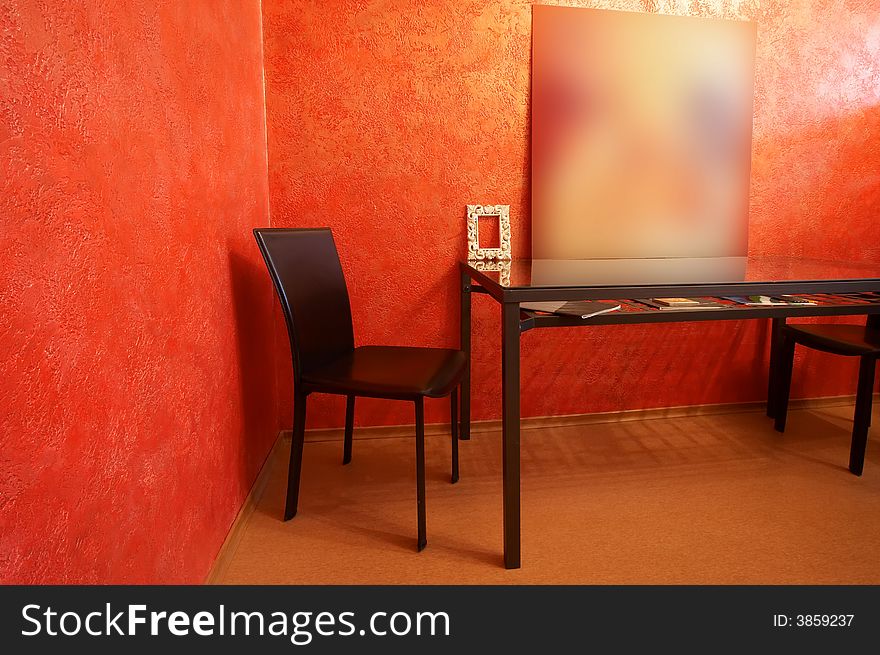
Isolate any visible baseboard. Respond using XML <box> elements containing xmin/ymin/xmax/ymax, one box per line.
<box><xmin>208</xmin><ymin>393</ymin><xmax>867</xmax><ymax>582</ymax></box>
<box><xmin>282</xmin><ymin>393</ymin><xmax>866</xmax><ymax>443</ymax></box>
<box><xmin>205</xmin><ymin>434</ymin><xmax>284</xmax><ymax>585</ymax></box>
<box><xmin>281</xmin><ymin>395</ymin><xmax>868</xmax><ymax>442</ymax></box>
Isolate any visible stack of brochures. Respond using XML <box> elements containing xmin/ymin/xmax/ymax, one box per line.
<box><xmin>520</xmin><ymin>301</ymin><xmax>621</xmax><ymax>319</ymax></box>
<box><xmin>723</xmin><ymin>295</ymin><xmax>817</xmax><ymax>306</ymax></box>
<box><xmin>640</xmin><ymin>297</ymin><xmax>725</xmax><ymax>310</ymax></box>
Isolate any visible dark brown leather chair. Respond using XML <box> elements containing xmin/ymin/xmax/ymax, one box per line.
<box><xmin>254</xmin><ymin>227</ymin><xmax>466</xmax><ymax>551</ymax></box>
<box><xmin>772</xmin><ymin>323</ymin><xmax>879</xmax><ymax>475</ymax></box>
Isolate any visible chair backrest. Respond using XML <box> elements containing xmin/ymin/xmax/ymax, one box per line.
<box><xmin>253</xmin><ymin>228</ymin><xmax>355</xmax><ymax>382</ymax></box>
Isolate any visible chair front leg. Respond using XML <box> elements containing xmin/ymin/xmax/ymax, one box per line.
<box><xmin>849</xmin><ymin>356</ymin><xmax>876</xmax><ymax>476</ymax></box>
<box><xmin>343</xmin><ymin>395</ymin><xmax>355</xmax><ymax>465</ymax></box>
<box><xmin>767</xmin><ymin>318</ymin><xmax>785</xmax><ymax>418</ymax></box>
<box><xmin>285</xmin><ymin>390</ymin><xmax>308</xmax><ymax>521</ymax></box>
<box><xmin>415</xmin><ymin>397</ymin><xmax>427</xmax><ymax>551</ymax></box>
<box><xmin>774</xmin><ymin>336</ymin><xmax>796</xmax><ymax>433</ymax></box>
<box><xmin>451</xmin><ymin>388</ymin><xmax>460</xmax><ymax>484</ymax></box>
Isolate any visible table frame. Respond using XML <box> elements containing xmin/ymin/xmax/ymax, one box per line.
<box><xmin>459</xmin><ymin>260</ymin><xmax>880</xmax><ymax>569</ymax></box>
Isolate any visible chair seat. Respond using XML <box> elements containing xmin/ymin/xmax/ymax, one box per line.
<box><xmin>784</xmin><ymin>324</ymin><xmax>880</xmax><ymax>357</ymax></box>
<box><xmin>302</xmin><ymin>346</ymin><xmax>467</xmax><ymax>398</ymax></box>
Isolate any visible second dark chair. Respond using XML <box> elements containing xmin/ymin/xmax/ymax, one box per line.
<box><xmin>771</xmin><ymin>322</ymin><xmax>879</xmax><ymax>476</ymax></box>
<box><xmin>254</xmin><ymin>227</ymin><xmax>467</xmax><ymax>551</ymax></box>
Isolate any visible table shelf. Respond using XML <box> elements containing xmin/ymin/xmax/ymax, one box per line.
<box><xmin>519</xmin><ymin>297</ymin><xmax>880</xmax><ymax>331</ymax></box>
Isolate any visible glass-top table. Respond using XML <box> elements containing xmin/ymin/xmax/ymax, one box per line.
<box><xmin>462</xmin><ymin>256</ymin><xmax>880</xmax><ymax>301</ymax></box>
<box><xmin>457</xmin><ymin>255</ymin><xmax>880</xmax><ymax>569</ymax></box>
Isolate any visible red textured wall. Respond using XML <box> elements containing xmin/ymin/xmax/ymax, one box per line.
<box><xmin>0</xmin><ymin>1</ymin><xmax>277</xmax><ymax>583</ymax></box>
<box><xmin>262</xmin><ymin>0</ymin><xmax>880</xmax><ymax>429</ymax></box>
<box><xmin>3</xmin><ymin>0</ymin><xmax>878</xmax><ymax>583</ymax></box>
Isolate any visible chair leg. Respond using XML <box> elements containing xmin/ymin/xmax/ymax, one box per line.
<box><xmin>866</xmin><ymin>318</ymin><xmax>879</xmax><ymax>428</ymax></box>
<box><xmin>415</xmin><ymin>398</ymin><xmax>427</xmax><ymax>551</ymax></box>
<box><xmin>343</xmin><ymin>395</ymin><xmax>355</xmax><ymax>465</ymax></box>
<box><xmin>774</xmin><ymin>336</ymin><xmax>796</xmax><ymax>433</ymax></box>
<box><xmin>284</xmin><ymin>391</ymin><xmax>308</xmax><ymax>521</ymax></box>
<box><xmin>451</xmin><ymin>388</ymin><xmax>460</xmax><ymax>484</ymax></box>
<box><xmin>849</xmin><ymin>357</ymin><xmax>875</xmax><ymax>476</ymax></box>
<box><xmin>767</xmin><ymin>318</ymin><xmax>784</xmax><ymax>418</ymax></box>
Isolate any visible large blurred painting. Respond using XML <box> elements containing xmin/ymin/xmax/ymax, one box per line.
<box><xmin>531</xmin><ymin>6</ymin><xmax>756</xmax><ymax>259</ymax></box>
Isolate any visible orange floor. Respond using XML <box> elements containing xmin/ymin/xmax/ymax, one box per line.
<box><xmin>216</xmin><ymin>402</ymin><xmax>880</xmax><ymax>584</ymax></box>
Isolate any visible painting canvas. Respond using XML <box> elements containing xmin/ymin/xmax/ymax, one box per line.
<box><xmin>531</xmin><ymin>6</ymin><xmax>757</xmax><ymax>260</ymax></box>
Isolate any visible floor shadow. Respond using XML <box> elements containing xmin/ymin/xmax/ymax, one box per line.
<box><xmin>770</xmin><ymin>407</ymin><xmax>867</xmax><ymax>473</ymax></box>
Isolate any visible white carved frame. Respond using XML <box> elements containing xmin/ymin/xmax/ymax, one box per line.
<box><xmin>466</xmin><ymin>204</ymin><xmax>511</xmax><ymax>261</ymax></box>
<box><xmin>468</xmin><ymin>258</ymin><xmax>511</xmax><ymax>287</ymax></box>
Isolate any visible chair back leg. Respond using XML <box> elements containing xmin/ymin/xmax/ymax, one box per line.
<box><xmin>849</xmin><ymin>356</ymin><xmax>876</xmax><ymax>476</ymax></box>
<box><xmin>774</xmin><ymin>336</ymin><xmax>797</xmax><ymax>433</ymax></box>
<box><xmin>343</xmin><ymin>395</ymin><xmax>355</xmax><ymax>465</ymax></box>
<box><xmin>451</xmin><ymin>388</ymin><xmax>460</xmax><ymax>484</ymax></box>
<box><xmin>285</xmin><ymin>391</ymin><xmax>308</xmax><ymax>520</ymax></box>
<box><xmin>415</xmin><ymin>398</ymin><xmax>427</xmax><ymax>551</ymax></box>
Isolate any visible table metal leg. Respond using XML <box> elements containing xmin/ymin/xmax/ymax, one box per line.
<box><xmin>460</xmin><ymin>268</ymin><xmax>472</xmax><ymax>440</ymax></box>
<box><xmin>501</xmin><ymin>301</ymin><xmax>521</xmax><ymax>569</ymax></box>
<box><xmin>767</xmin><ymin>317</ymin><xmax>785</xmax><ymax>418</ymax></box>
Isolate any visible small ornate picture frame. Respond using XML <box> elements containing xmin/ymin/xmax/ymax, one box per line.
<box><xmin>467</xmin><ymin>204</ymin><xmax>511</xmax><ymax>261</ymax></box>
<box><xmin>468</xmin><ymin>258</ymin><xmax>511</xmax><ymax>287</ymax></box>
